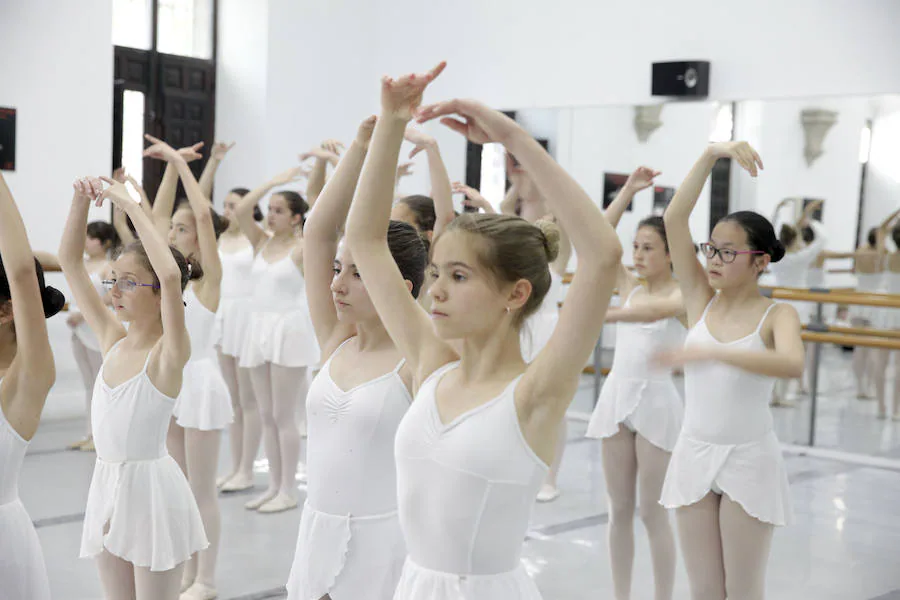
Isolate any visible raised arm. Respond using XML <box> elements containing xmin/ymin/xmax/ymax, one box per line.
<box><xmin>419</xmin><ymin>96</ymin><xmax>623</xmax><ymax>417</ymax></box>
<box><xmin>345</xmin><ymin>64</ymin><xmax>457</xmax><ymax>381</ymax></box>
<box><xmin>198</xmin><ymin>141</ymin><xmax>235</xmax><ymax>198</ymax></box>
<box><xmin>304</xmin><ymin>119</ymin><xmax>375</xmax><ymax>355</ymax></box>
<box><xmin>605</xmin><ymin>166</ymin><xmax>660</xmax><ymax>291</ymax></box>
<box><xmin>451</xmin><ymin>182</ymin><xmax>495</xmax><ymax>214</ymax></box>
<box><xmin>302</xmin><ymin>140</ymin><xmax>342</xmax><ymax>206</ymax></box>
<box><xmin>772</xmin><ymin>198</ymin><xmax>794</xmax><ymax>229</ymax></box>
<box><xmin>99</xmin><ymin>177</ymin><xmax>191</xmax><ymax>370</ymax></box>
<box><xmin>0</xmin><ymin>172</ymin><xmax>57</xmax><ymax>436</ymax></box>
<box><xmin>664</xmin><ymin>142</ymin><xmax>763</xmax><ymax>324</ymax></box>
<box><xmin>404</xmin><ymin>127</ymin><xmax>454</xmax><ymax>236</ymax></box>
<box><xmin>149</xmin><ymin>137</ymin><xmax>204</xmax><ymax>236</ymax></box>
<box><xmin>605</xmin><ymin>289</ymin><xmax>685</xmax><ymax>324</ymax></box>
<box><xmin>236</xmin><ymin>165</ymin><xmax>307</xmax><ymax>251</ymax></box>
<box><xmin>59</xmin><ymin>180</ymin><xmax>125</xmax><ymax>353</ymax></box>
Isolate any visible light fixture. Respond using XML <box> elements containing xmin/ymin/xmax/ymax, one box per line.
<box><xmin>859</xmin><ymin>123</ymin><xmax>872</xmax><ymax>164</ymax></box>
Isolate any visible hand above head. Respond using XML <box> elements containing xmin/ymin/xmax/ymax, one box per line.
<box><xmin>404</xmin><ymin>126</ymin><xmax>437</xmax><ymax>158</ymax></box>
<box><xmin>299</xmin><ymin>147</ymin><xmax>341</xmax><ymax>165</ymax></box>
<box><xmin>417</xmin><ymin>98</ymin><xmax>524</xmax><ymax>146</ymax></box>
<box><xmin>396</xmin><ymin>162</ymin><xmax>414</xmax><ymax>179</ymax></box>
<box><xmin>97</xmin><ymin>176</ymin><xmax>142</xmax><ymax>211</ymax></box>
<box><xmin>211</xmin><ymin>141</ymin><xmax>236</xmax><ymax>160</ymax></box>
<box><xmin>321</xmin><ymin>139</ymin><xmax>345</xmax><ymax>156</ymax></box>
<box><xmin>112</xmin><ymin>167</ymin><xmax>127</xmax><ymax>184</ymax></box>
<box><xmin>270</xmin><ymin>164</ymin><xmax>309</xmax><ymax>187</ymax></box>
<box><xmin>706</xmin><ymin>141</ymin><xmax>764</xmax><ymax>177</ymax></box>
<box><xmin>355</xmin><ymin>115</ymin><xmax>377</xmax><ymax>148</ymax></box>
<box><xmin>623</xmin><ymin>166</ymin><xmax>661</xmax><ymax>193</ymax></box>
<box><xmin>73</xmin><ymin>177</ymin><xmax>104</xmax><ymax>203</ymax></box>
<box><xmin>143</xmin><ymin>134</ymin><xmax>204</xmax><ymax>163</ymax></box>
<box><xmin>380</xmin><ymin>62</ymin><xmax>446</xmax><ymax>120</ymax></box>
<box><xmin>451</xmin><ymin>182</ymin><xmax>491</xmax><ymax>212</ymax></box>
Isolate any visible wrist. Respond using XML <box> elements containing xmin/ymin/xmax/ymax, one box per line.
<box><xmin>380</xmin><ymin>111</ymin><xmax>412</xmax><ymax>126</ymax></box>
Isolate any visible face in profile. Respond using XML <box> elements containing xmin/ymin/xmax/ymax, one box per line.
<box><xmin>222</xmin><ymin>192</ymin><xmax>243</xmax><ymax>227</ymax></box>
<box><xmin>704</xmin><ymin>221</ymin><xmax>768</xmax><ymax>290</ymax></box>
<box><xmin>331</xmin><ymin>240</ymin><xmax>378</xmax><ymax>323</ymax></box>
<box><xmin>107</xmin><ymin>252</ymin><xmax>160</xmax><ymax>322</ymax></box>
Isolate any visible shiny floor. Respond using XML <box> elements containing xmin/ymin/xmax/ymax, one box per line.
<box><xmin>22</xmin><ymin>346</ymin><xmax>900</xmax><ymax>599</ymax></box>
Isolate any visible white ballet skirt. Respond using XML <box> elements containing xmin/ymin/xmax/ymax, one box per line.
<box><xmin>660</xmin><ymin>298</ymin><xmax>793</xmax><ymax>526</ymax></box>
<box><xmin>586</xmin><ymin>287</ymin><xmax>684</xmax><ymax>451</ymax></box>
<box><xmin>0</xmin><ymin>381</ymin><xmax>52</xmax><ymax>600</ymax></box>
<box><xmin>240</xmin><ymin>253</ymin><xmax>319</xmax><ymax>369</ymax></box>
<box><xmin>768</xmin><ymin>220</ymin><xmax>827</xmax><ymax>325</ymax></box>
<box><xmin>172</xmin><ymin>287</ymin><xmax>233</xmax><ymax>430</ymax></box>
<box><xmin>215</xmin><ymin>246</ymin><xmax>255</xmax><ymax>358</ymax></box>
<box><xmin>849</xmin><ymin>272</ymin><xmax>887</xmax><ymax>328</ymax></box>
<box><xmin>287</xmin><ymin>339</ymin><xmax>410</xmax><ymax>599</ymax></box>
<box><xmin>80</xmin><ymin>342</ymin><xmax>208</xmax><ymax>571</ymax></box>
<box><xmin>70</xmin><ymin>271</ymin><xmax>107</xmax><ymax>352</ymax></box>
<box><xmin>520</xmin><ymin>272</ymin><xmax>563</xmax><ymax>363</ymax></box>
<box><xmin>880</xmin><ymin>271</ymin><xmax>900</xmax><ymax>330</ymax></box>
<box><xmin>393</xmin><ymin>363</ymin><xmax>548</xmax><ymax>600</ymax></box>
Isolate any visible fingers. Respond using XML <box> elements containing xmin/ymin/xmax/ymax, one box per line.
<box><xmin>409</xmin><ymin>147</ymin><xmax>424</xmax><ymax>159</ymax></box>
<box><xmin>416</xmin><ymin>99</ymin><xmax>461</xmax><ymax>123</ymax></box>
<box><xmin>144</xmin><ymin>133</ymin><xmax>163</xmax><ymax>145</ymax></box>
<box><xmin>438</xmin><ymin>116</ymin><xmax>468</xmax><ymax>136</ymax></box>
<box><xmin>427</xmin><ymin>61</ymin><xmax>447</xmax><ymax>81</ymax></box>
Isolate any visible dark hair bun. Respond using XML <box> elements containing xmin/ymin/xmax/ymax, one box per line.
<box><xmin>42</xmin><ymin>286</ymin><xmax>66</xmax><ymax>318</ymax></box>
<box><xmin>770</xmin><ymin>240</ymin><xmax>786</xmax><ymax>263</ymax></box>
<box><xmin>186</xmin><ymin>257</ymin><xmax>205</xmax><ymax>282</ymax></box>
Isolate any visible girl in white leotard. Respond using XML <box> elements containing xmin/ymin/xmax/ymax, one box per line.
<box><xmin>66</xmin><ymin>221</ymin><xmax>118</xmax><ymax>451</ymax></box>
<box><xmin>586</xmin><ymin>166</ymin><xmax>684</xmax><ymax>600</ymax></box>
<box><xmin>657</xmin><ymin>142</ymin><xmax>803</xmax><ymax>600</ymax></box>
<box><xmin>145</xmin><ymin>136</ymin><xmax>234</xmax><ymax>600</ymax></box>
<box><xmin>345</xmin><ymin>66</ymin><xmax>622</xmax><ymax>600</ymax></box>
<box><xmin>0</xmin><ymin>171</ymin><xmax>65</xmax><ymax>600</ymax></box>
<box><xmin>60</xmin><ymin>176</ymin><xmax>207</xmax><ymax>600</ymax></box>
<box><xmin>235</xmin><ymin>165</ymin><xmax>319</xmax><ymax>513</ymax></box>
<box><xmin>286</xmin><ymin>118</ymin><xmax>427</xmax><ymax>600</ymax></box>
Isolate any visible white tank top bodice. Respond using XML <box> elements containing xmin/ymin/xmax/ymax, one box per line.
<box><xmin>856</xmin><ymin>271</ymin><xmax>884</xmax><ymax>293</ymax></box>
<box><xmin>0</xmin><ymin>379</ymin><xmax>27</xmax><ymax>507</ymax></box>
<box><xmin>682</xmin><ymin>299</ymin><xmax>778</xmax><ymax>445</ymax></box>
<box><xmin>219</xmin><ymin>246</ymin><xmax>255</xmax><ymax>300</ymax></box>
<box><xmin>184</xmin><ymin>287</ymin><xmax>217</xmax><ymax>363</ymax></box>
<box><xmin>249</xmin><ymin>252</ymin><xmax>306</xmax><ymax>312</ymax></box>
<box><xmin>306</xmin><ymin>339</ymin><xmax>411</xmax><ymax>517</ymax></box>
<box><xmin>395</xmin><ymin>363</ymin><xmax>548</xmax><ymax>575</ymax></box>
<box><xmin>612</xmin><ymin>287</ymin><xmax>685</xmax><ymax>381</ymax></box>
<box><xmin>92</xmin><ymin>343</ymin><xmax>177</xmax><ymax>463</ymax></box>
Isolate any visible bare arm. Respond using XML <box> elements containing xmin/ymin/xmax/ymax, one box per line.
<box><xmin>198</xmin><ymin>141</ymin><xmax>235</xmax><ymax>199</ymax></box>
<box><xmin>235</xmin><ymin>165</ymin><xmax>307</xmax><ymax>251</ymax></box>
<box><xmin>302</xmin><ymin>140</ymin><xmax>343</xmax><ymax>207</ymax></box>
<box><xmin>149</xmin><ymin>138</ymin><xmax>204</xmax><ymax>236</ymax></box>
<box><xmin>0</xmin><ymin>172</ymin><xmax>56</xmax><ymax>437</ymax></box>
<box><xmin>405</xmin><ymin>127</ymin><xmax>454</xmax><ymax>237</ymax></box>
<box><xmin>304</xmin><ymin>119</ymin><xmax>374</xmax><ymax>355</ymax></box>
<box><xmin>605</xmin><ymin>290</ymin><xmax>685</xmax><ymax>324</ymax></box>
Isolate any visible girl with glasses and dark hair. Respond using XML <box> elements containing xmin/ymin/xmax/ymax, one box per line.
<box><xmin>0</xmin><ymin>171</ymin><xmax>65</xmax><ymax>600</ymax></box>
<box><xmin>60</xmin><ymin>176</ymin><xmax>206</xmax><ymax>600</ymax></box>
<box><xmin>657</xmin><ymin>142</ymin><xmax>804</xmax><ymax>600</ymax></box>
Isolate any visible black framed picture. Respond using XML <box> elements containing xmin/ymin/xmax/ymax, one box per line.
<box><xmin>802</xmin><ymin>197</ymin><xmax>824</xmax><ymax>221</ymax></box>
<box><xmin>603</xmin><ymin>173</ymin><xmax>631</xmax><ymax>210</ymax></box>
<box><xmin>653</xmin><ymin>186</ymin><xmax>675</xmax><ymax>215</ymax></box>
<box><xmin>0</xmin><ymin>107</ymin><xmax>15</xmax><ymax>171</ymax></box>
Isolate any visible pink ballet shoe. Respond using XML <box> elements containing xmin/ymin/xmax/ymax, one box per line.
<box><xmin>536</xmin><ymin>484</ymin><xmax>560</xmax><ymax>503</ymax></box>
<box><xmin>180</xmin><ymin>582</ymin><xmax>218</xmax><ymax>600</ymax></box>
<box><xmin>257</xmin><ymin>493</ymin><xmax>299</xmax><ymax>513</ymax></box>
<box><xmin>244</xmin><ymin>490</ymin><xmax>278</xmax><ymax>510</ymax></box>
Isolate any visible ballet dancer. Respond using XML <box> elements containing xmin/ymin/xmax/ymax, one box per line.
<box><xmin>286</xmin><ymin>117</ymin><xmax>426</xmax><ymax>600</ymax></box>
<box><xmin>585</xmin><ymin>166</ymin><xmax>682</xmax><ymax>600</ymax></box>
<box><xmin>657</xmin><ymin>142</ymin><xmax>803</xmax><ymax>600</ymax></box>
<box><xmin>236</xmin><ymin>164</ymin><xmax>319</xmax><ymax>513</ymax></box>
<box><xmin>346</xmin><ymin>64</ymin><xmax>621</xmax><ymax>599</ymax></box>
<box><xmin>66</xmin><ymin>219</ymin><xmax>119</xmax><ymax>451</ymax></box>
<box><xmin>61</xmin><ymin>176</ymin><xmax>207</xmax><ymax>600</ymax></box>
<box><xmin>0</xmin><ymin>171</ymin><xmax>64</xmax><ymax>600</ymax></box>
<box><xmin>881</xmin><ymin>223</ymin><xmax>900</xmax><ymax>420</ymax></box>
<box><xmin>143</xmin><ymin>136</ymin><xmax>234</xmax><ymax>600</ymax></box>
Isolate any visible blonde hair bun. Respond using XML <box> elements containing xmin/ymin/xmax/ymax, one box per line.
<box><xmin>535</xmin><ymin>219</ymin><xmax>561</xmax><ymax>263</ymax></box>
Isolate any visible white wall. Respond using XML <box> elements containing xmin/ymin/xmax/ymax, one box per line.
<box><xmin>862</xmin><ymin>104</ymin><xmax>900</xmax><ymax>240</ymax></box>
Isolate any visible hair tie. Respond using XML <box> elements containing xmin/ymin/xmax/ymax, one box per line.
<box><xmin>187</xmin><ymin>263</ymin><xmax>193</xmax><ymax>276</ymax></box>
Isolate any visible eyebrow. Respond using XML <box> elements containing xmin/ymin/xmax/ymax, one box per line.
<box><xmin>429</xmin><ymin>261</ymin><xmax>473</xmax><ymax>270</ymax></box>
<box><xmin>709</xmin><ymin>240</ymin><xmax>737</xmax><ymax>248</ymax></box>
<box><xmin>333</xmin><ymin>260</ymin><xmax>357</xmax><ymax>269</ymax></box>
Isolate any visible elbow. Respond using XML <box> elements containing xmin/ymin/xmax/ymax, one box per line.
<box><xmin>786</xmin><ymin>357</ymin><xmax>805</xmax><ymax>379</ymax></box>
<box><xmin>598</xmin><ymin>240</ymin><xmax>624</xmax><ymax>269</ymax></box>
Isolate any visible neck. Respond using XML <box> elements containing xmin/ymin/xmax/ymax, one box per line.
<box><xmin>457</xmin><ymin>319</ymin><xmax>526</xmax><ymax>383</ymax></box>
<box><xmin>643</xmin><ymin>271</ymin><xmax>675</xmax><ymax>294</ymax></box>
<box><xmin>123</xmin><ymin>315</ymin><xmax>165</xmax><ymax>348</ymax></box>
<box><xmin>0</xmin><ymin>326</ymin><xmax>16</xmax><ymax>374</ymax></box>
<box><xmin>355</xmin><ymin>317</ymin><xmax>394</xmax><ymax>351</ymax></box>
<box><xmin>715</xmin><ymin>279</ymin><xmax>763</xmax><ymax>309</ymax></box>
<box><xmin>270</xmin><ymin>229</ymin><xmax>297</xmax><ymax>243</ymax></box>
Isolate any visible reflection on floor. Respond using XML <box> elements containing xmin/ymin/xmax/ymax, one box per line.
<box><xmin>23</xmin><ymin>352</ymin><xmax>900</xmax><ymax>599</ymax></box>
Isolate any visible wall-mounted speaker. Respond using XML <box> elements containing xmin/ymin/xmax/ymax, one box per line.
<box><xmin>651</xmin><ymin>61</ymin><xmax>710</xmax><ymax>98</ymax></box>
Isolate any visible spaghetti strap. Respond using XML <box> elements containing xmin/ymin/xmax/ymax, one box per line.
<box><xmin>141</xmin><ymin>343</ymin><xmax>159</xmax><ymax>374</ymax></box>
<box><xmin>623</xmin><ymin>285</ymin><xmax>642</xmax><ymax>307</ymax></box>
<box><xmin>697</xmin><ymin>295</ymin><xmax>717</xmax><ymax>324</ymax></box>
<box><xmin>754</xmin><ymin>302</ymin><xmax>778</xmax><ymax>335</ymax></box>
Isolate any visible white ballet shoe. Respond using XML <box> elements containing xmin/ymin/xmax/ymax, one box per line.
<box><xmin>180</xmin><ymin>582</ymin><xmax>218</xmax><ymax>600</ymax></box>
<box><xmin>220</xmin><ymin>474</ymin><xmax>254</xmax><ymax>493</ymax></box>
<box><xmin>78</xmin><ymin>438</ymin><xmax>96</xmax><ymax>452</ymax></box>
<box><xmin>536</xmin><ymin>484</ymin><xmax>560</xmax><ymax>503</ymax></box>
<box><xmin>296</xmin><ymin>463</ymin><xmax>308</xmax><ymax>484</ymax></box>
<box><xmin>180</xmin><ymin>572</ymin><xmax>194</xmax><ymax>593</ymax></box>
<box><xmin>215</xmin><ymin>474</ymin><xmax>234</xmax><ymax>489</ymax></box>
<box><xmin>244</xmin><ymin>490</ymin><xmax>278</xmax><ymax>510</ymax></box>
<box><xmin>257</xmin><ymin>493</ymin><xmax>299</xmax><ymax>514</ymax></box>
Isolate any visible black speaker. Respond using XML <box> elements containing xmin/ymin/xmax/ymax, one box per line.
<box><xmin>652</xmin><ymin>61</ymin><xmax>710</xmax><ymax>98</ymax></box>
<box><xmin>0</xmin><ymin>107</ymin><xmax>15</xmax><ymax>171</ymax></box>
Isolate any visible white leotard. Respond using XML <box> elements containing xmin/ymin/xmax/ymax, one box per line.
<box><xmin>883</xmin><ymin>271</ymin><xmax>900</xmax><ymax>329</ymax></box>
<box><xmin>215</xmin><ymin>246</ymin><xmax>255</xmax><ymax>358</ymax></box>
<box><xmin>392</xmin><ymin>363</ymin><xmax>547</xmax><ymax>600</ymax></box>
<box><xmin>80</xmin><ymin>342</ymin><xmax>208</xmax><ymax>570</ymax></box>
<box><xmin>587</xmin><ymin>286</ymin><xmax>685</xmax><ymax>451</ymax></box>
<box><xmin>660</xmin><ymin>298</ymin><xmax>793</xmax><ymax>526</ymax></box>
<box><xmin>768</xmin><ymin>221</ymin><xmax>827</xmax><ymax>323</ymax></box>
<box><xmin>172</xmin><ymin>287</ymin><xmax>233</xmax><ymax>430</ymax></box>
<box><xmin>850</xmin><ymin>271</ymin><xmax>887</xmax><ymax>328</ymax></box>
<box><xmin>240</xmin><ymin>251</ymin><xmax>319</xmax><ymax>369</ymax></box>
<box><xmin>0</xmin><ymin>378</ymin><xmax>52</xmax><ymax>600</ymax></box>
<box><xmin>287</xmin><ymin>338</ymin><xmax>410</xmax><ymax>600</ymax></box>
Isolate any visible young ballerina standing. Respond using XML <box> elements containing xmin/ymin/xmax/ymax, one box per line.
<box><xmin>236</xmin><ymin>165</ymin><xmax>319</xmax><ymax>513</ymax></box>
<box><xmin>61</xmin><ymin>176</ymin><xmax>207</xmax><ymax>600</ymax></box>
<box><xmin>658</xmin><ymin>142</ymin><xmax>803</xmax><ymax>600</ymax></box>
<box><xmin>286</xmin><ymin>117</ymin><xmax>426</xmax><ymax>600</ymax></box>
<box><xmin>585</xmin><ymin>166</ymin><xmax>683</xmax><ymax>600</ymax></box>
<box><xmin>144</xmin><ymin>136</ymin><xmax>233</xmax><ymax>600</ymax></box>
<box><xmin>346</xmin><ymin>64</ymin><xmax>622</xmax><ymax>599</ymax></box>
<box><xmin>0</xmin><ymin>171</ymin><xmax>64</xmax><ymax>600</ymax></box>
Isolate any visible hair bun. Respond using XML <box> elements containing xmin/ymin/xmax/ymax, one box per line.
<box><xmin>770</xmin><ymin>240</ymin><xmax>786</xmax><ymax>263</ymax></box>
<box><xmin>535</xmin><ymin>219</ymin><xmax>561</xmax><ymax>263</ymax></box>
<box><xmin>186</xmin><ymin>257</ymin><xmax>205</xmax><ymax>282</ymax></box>
<box><xmin>42</xmin><ymin>286</ymin><xmax>66</xmax><ymax>318</ymax></box>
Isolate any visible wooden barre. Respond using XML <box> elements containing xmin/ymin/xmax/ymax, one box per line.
<box><xmin>801</xmin><ymin>331</ymin><xmax>900</xmax><ymax>351</ymax></box>
<box><xmin>763</xmin><ymin>287</ymin><xmax>900</xmax><ymax>309</ymax></box>
<box><xmin>804</xmin><ymin>324</ymin><xmax>900</xmax><ymax>340</ymax></box>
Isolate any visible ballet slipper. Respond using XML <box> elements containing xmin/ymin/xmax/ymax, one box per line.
<box><xmin>244</xmin><ymin>489</ymin><xmax>278</xmax><ymax>510</ymax></box>
<box><xmin>536</xmin><ymin>484</ymin><xmax>560</xmax><ymax>503</ymax></box>
<box><xmin>180</xmin><ymin>582</ymin><xmax>218</xmax><ymax>600</ymax></box>
<box><xmin>220</xmin><ymin>474</ymin><xmax>254</xmax><ymax>493</ymax></box>
<box><xmin>67</xmin><ymin>438</ymin><xmax>89</xmax><ymax>450</ymax></box>
<box><xmin>180</xmin><ymin>571</ymin><xmax>194</xmax><ymax>593</ymax></box>
<box><xmin>257</xmin><ymin>492</ymin><xmax>299</xmax><ymax>514</ymax></box>
<box><xmin>79</xmin><ymin>438</ymin><xmax>96</xmax><ymax>452</ymax></box>
<box><xmin>296</xmin><ymin>462</ymin><xmax>308</xmax><ymax>484</ymax></box>
<box><xmin>215</xmin><ymin>474</ymin><xmax>233</xmax><ymax>489</ymax></box>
